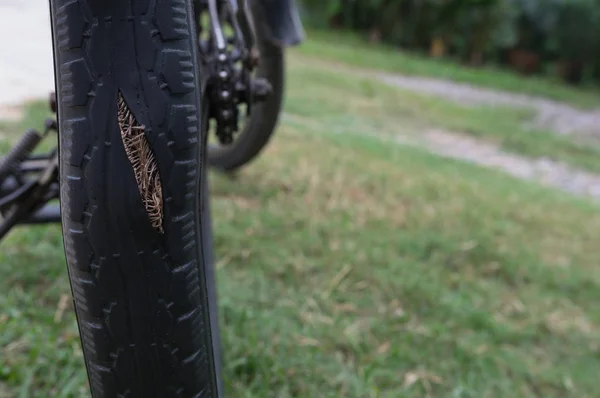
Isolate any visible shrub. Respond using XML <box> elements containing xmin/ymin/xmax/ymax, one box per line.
<box><xmin>299</xmin><ymin>0</ymin><xmax>600</xmax><ymax>83</ymax></box>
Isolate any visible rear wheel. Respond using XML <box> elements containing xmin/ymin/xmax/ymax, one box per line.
<box><xmin>197</xmin><ymin>0</ymin><xmax>285</xmax><ymax>172</ymax></box>
<box><xmin>49</xmin><ymin>0</ymin><xmax>221</xmax><ymax>396</ymax></box>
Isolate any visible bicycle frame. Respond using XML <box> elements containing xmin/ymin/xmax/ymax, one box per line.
<box><xmin>204</xmin><ymin>0</ymin><xmax>303</xmax><ymax>54</ymax></box>
<box><xmin>0</xmin><ymin>0</ymin><xmax>304</xmax><ymax>239</ymax></box>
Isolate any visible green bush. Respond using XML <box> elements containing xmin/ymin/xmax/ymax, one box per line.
<box><xmin>553</xmin><ymin>0</ymin><xmax>600</xmax><ymax>61</ymax></box>
<box><xmin>300</xmin><ymin>0</ymin><xmax>600</xmax><ymax>83</ymax></box>
<box><xmin>301</xmin><ymin>0</ymin><xmax>518</xmax><ymax>55</ymax></box>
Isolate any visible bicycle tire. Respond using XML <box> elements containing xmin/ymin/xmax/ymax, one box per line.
<box><xmin>49</xmin><ymin>0</ymin><xmax>221</xmax><ymax>396</ymax></box>
<box><xmin>206</xmin><ymin>0</ymin><xmax>285</xmax><ymax>172</ymax></box>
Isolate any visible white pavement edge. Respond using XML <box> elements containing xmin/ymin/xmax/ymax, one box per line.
<box><xmin>0</xmin><ymin>1</ymin><xmax>55</xmax><ymax>112</ymax></box>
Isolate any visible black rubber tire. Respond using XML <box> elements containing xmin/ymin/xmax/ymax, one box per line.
<box><xmin>205</xmin><ymin>0</ymin><xmax>285</xmax><ymax>172</ymax></box>
<box><xmin>201</xmin><ymin>174</ymin><xmax>224</xmax><ymax>396</ymax></box>
<box><xmin>49</xmin><ymin>0</ymin><xmax>221</xmax><ymax>396</ymax></box>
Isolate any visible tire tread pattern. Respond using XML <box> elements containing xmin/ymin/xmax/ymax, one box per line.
<box><xmin>49</xmin><ymin>0</ymin><xmax>217</xmax><ymax>396</ymax></box>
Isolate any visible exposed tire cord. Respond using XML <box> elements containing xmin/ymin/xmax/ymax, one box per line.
<box><xmin>116</xmin><ymin>92</ymin><xmax>164</xmax><ymax>233</ymax></box>
<box><xmin>49</xmin><ymin>0</ymin><xmax>219</xmax><ymax>396</ymax></box>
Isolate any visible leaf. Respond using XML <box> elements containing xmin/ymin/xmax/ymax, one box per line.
<box><xmin>403</xmin><ymin>372</ymin><xmax>420</xmax><ymax>388</ymax></box>
<box><xmin>376</xmin><ymin>341</ymin><xmax>391</xmax><ymax>355</ymax></box>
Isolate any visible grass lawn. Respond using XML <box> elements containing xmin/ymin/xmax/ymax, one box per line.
<box><xmin>1</xmin><ymin>36</ymin><xmax>600</xmax><ymax>398</ymax></box>
<box><xmin>300</xmin><ymin>29</ymin><xmax>600</xmax><ymax>110</ymax></box>
<box><xmin>287</xmin><ymin>50</ymin><xmax>600</xmax><ymax>174</ymax></box>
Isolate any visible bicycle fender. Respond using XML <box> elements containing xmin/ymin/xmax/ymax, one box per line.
<box><xmin>253</xmin><ymin>0</ymin><xmax>305</xmax><ymax>47</ymax></box>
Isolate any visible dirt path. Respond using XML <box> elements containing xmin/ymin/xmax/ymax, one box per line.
<box><xmin>371</xmin><ymin>72</ymin><xmax>600</xmax><ymax>201</ymax></box>
<box><xmin>378</xmin><ymin>73</ymin><xmax>600</xmax><ymax>138</ymax></box>
<box><xmin>375</xmin><ymin>127</ymin><xmax>600</xmax><ymax>200</ymax></box>
<box><xmin>285</xmin><ymin>110</ymin><xmax>600</xmax><ymax>200</ymax></box>
<box><xmin>419</xmin><ymin>129</ymin><xmax>600</xmax><ymax>199</ymax></box>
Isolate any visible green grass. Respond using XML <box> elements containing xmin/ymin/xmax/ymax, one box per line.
<box><xmin>300</xmin><ymin>29</ymin><xmax>600</xmax><ymax>109</ymax></box>
<box><xmin>2</xmin><ymin>42</ymin><xmax>600</xmax><ymax>397</ymax></box>
<box><xmin>286</xmin><ymin>52</ymin><xmax>600</xmax><ymax>173</ymax></box>
<box><xmin>0</xmin><ymin>101</ymin><xmax>54</xmax><ymax>155</ymax></box>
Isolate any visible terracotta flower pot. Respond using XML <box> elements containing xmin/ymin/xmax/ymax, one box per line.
<box><xmin>468</xmin><ymin>51</ymin><xmax>484</xmax><ymax>67</ymax></box>
<box><xmin>430</xmin><ymin>37</ymin><xmax>446</xmax><ymax>58</ymax></box>
<box><xmin>368</xmin><ymin>28</ymin><xmax>382</xmax><ymax>44</ymax></box>
<box><xmin>556</xmin><ymin>59</ymin><xmax>585</xmax><ymax>85</ymax></box>
<box><xmin>507</xmin><ymin>49</ymin><xmax>541</xmax><ymax>75</ymax></box>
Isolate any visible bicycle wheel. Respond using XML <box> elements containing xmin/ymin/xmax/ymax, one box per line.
<box><xmin>200</xmin><ymin>0</ymin><xmax>285</xmax><ymax>172</ymax></box>
<box><xmin>49</xmin><ymin>0</ymin><xmax>221</xmax><ymax>396</ymax></box>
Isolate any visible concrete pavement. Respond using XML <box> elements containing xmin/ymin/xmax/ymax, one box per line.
<box><xmin>0</xmin><ymin>0</ymin><xmax>55</xmax><ymax>111</ymax></box>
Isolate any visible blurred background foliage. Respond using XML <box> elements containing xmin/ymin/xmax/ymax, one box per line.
<box><xmin>300</xmin><ymin>0</ymin><xmax>600</xmax><ymax>85</ymax></box>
